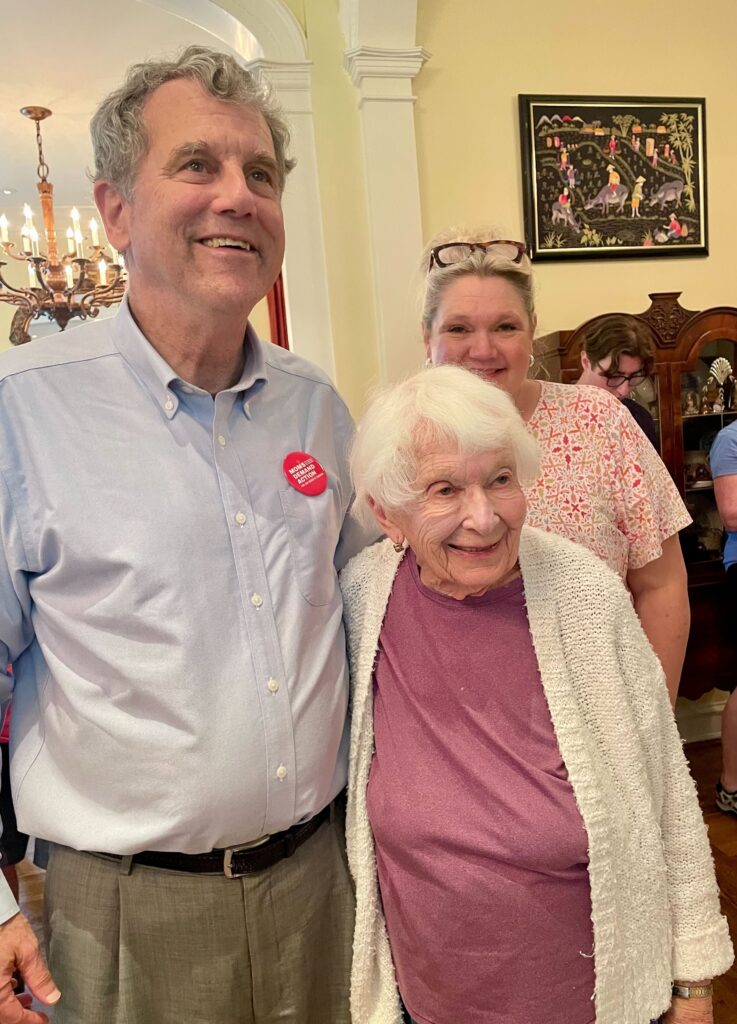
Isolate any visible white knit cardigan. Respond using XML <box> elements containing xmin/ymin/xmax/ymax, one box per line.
<box><xmin>340</xmin><ymin>527</ymin><xmax>734</xmax><ymax>1024</ymax></box>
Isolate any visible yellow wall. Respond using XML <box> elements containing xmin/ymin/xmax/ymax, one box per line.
<box><xmin>9</xmin><ymin>0</ymin><xmax>736</xmax><ymax>409</ymax></box>
<box><xmin>415</xmin><ymin>0</ymin><xmax>737</xmax><ymax>340</ymax></box>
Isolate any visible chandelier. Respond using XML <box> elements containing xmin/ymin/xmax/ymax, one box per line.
<box><xmin>0</xmin><ymin>106</ymin><xmax>126</xmax><ymax>346</ymax></box>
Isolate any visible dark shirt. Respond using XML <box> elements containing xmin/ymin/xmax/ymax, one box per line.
<box><xmin>622</xmin><ymin>397</ymin><xmax>658</xmax><ymax>449</ymax></box>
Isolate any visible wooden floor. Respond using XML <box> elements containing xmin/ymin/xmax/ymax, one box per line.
<box><xmin>683</xmin><ymin>739</ymin><xmax>737</xmax><ymax>1023</ymax></box>
<box><xmin>13</xmin><ymin>741</ymin><xmax>737</xmax><ymax>1022</ymax></box>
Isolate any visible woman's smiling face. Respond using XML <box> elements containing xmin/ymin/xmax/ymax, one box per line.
<box><xmin>423</xmin><ymin>275</ymin><xmax>535</xmax><ymax>405</ymax></box>
<box><xmin>375</xmin><ymin>441</ymin><xmax>527</xmax><ymax>600</ymax></box>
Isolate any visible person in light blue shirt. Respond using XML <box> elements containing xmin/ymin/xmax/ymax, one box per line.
<box><xmin>711</xmin><ymin>420</ymin><xmax>737</xmax><ymax>824</ymax></box>
<box><xmin>0</xmin><ymin>46</ymin><xmax>369</xmax><ymax>1024</ymax></box>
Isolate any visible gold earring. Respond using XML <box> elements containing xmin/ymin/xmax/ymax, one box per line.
<box><xmin>393</xmin><ymin>540</ymin><xmax>404</xmax><ymax>553</ymax></box>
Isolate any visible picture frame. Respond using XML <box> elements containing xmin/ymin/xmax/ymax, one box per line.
<box><xmin>518</xmin><ymin>95</ymin><xmax>708</xmax><ymax>261</ymax></box>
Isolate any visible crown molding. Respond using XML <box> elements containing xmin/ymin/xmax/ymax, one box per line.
<box><xmin>343</xmin><ymin>45</ymin><xmax>431</xmax><ymax>87</ymax></box>
<box><xmin>246</xmin><ymin>59</ymin><xmax>313</xmax><ymax>113</ymax></box>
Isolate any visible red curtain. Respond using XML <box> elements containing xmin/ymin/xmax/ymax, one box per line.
<box><xmin>267</xmin><ymin>272</ymin><xmax>289</xmax><ymax>349</ymax></box>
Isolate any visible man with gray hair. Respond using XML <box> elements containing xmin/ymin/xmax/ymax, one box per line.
<box><xmin>0</xmin><ymin>46</ymin><xmax>363</xmax><ymax>1023</ymax></box>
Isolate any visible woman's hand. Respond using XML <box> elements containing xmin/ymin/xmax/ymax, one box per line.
<box><xmin>663</xmin><ymin>995</ymin><xmax>713</xmax><ymax>1024</ymax></box>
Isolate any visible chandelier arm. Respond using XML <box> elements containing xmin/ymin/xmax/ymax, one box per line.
<box><xmin>0</xmin><ymin>242</ymin><xmax>37</xmax><ymax>264</ymax></box>
<box><xmin>79</xmin><ymin>291</ymin><xmax>126</xmax><ymax>319</ymax></box>
<box><xmin>79</xmin><ymin>266</ymin><xmax>126</xmax><ymax>315</ymax></box>
<box><xmin>0</xmin><ymin>291</ymin><xmax>36</xmax><ymax>312</ymax></box>
<box><xmin>30</xmin><ymin>258</ymin><xmax>54</xmax><ymax>295</ymax></box>
<box><xmin>0</xmin><ymin>265</ymin><xmax>42</xmax><ymax>313</ymax></box>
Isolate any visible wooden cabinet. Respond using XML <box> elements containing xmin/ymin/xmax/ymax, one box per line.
<box><xmin>542</xmin><ymin>292</ymin><xmax>737</xmax><ymax>700</ymax></box>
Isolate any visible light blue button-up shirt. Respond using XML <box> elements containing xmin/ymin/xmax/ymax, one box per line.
<box><xmin>0</xmin><ymin>300</ymin><xmax>368</xmax><ymax>889</ymax></box>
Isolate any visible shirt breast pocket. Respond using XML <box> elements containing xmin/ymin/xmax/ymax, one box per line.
<box><xmin>279</xmin><ymin>486</ymin><xmax>340</xmax><ymax>606</ymax></box>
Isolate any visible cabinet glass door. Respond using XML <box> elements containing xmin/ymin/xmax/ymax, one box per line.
<box><xmin>628</xmin><ymin>374</ymin><xmax>661</xmax><ymax>454</ymax></box>
<box><xmin>680</xmin><ymin>339</ymin><xmax>737</xmax><ymax>564</ymax></box>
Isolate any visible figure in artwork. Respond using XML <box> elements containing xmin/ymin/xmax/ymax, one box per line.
<box><xmin>666</xmin><ymin>213</ymin><xmax>682</xmax><ymax>241</ymax></box>
<box><xmin>631</xmin><ymin>176</ymin><xmax>646</xmax><ymax>218</ymax></box>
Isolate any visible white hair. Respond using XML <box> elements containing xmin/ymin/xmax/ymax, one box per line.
<box><xmin>350</xmin><ymin>364</ymin><xmax>541</xmax><ymax>527</ymax></box>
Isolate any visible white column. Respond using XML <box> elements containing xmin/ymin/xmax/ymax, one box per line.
<box><xmin>248</xmin><ymin>59</ymin><xmax>336</xmax><ymax>379</ymax></box>
<box><xmin>343</xmin><ymin>43</ymin><xmax>430</xmax><ymax>383</ymax></box>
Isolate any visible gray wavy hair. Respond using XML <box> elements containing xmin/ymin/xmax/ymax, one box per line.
<box><xmin>90</xmin><ymin>45</ymin><xmax>296</xmax><ymax>200</ymax></box>
<box><xmin>420</xmin><ymin>226</ymin><xmax>536</xmax><ymax>331</ymax></box>
<box><xmin>350</xmin><ymin>364</ymin><xmax>540</xmax><ymax>528</ymax></box>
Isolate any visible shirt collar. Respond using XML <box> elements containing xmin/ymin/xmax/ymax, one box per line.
<box><xmin>111</xmin><ymin>296</ymin><xmax>268</xmax><ymax>419</ymax></box>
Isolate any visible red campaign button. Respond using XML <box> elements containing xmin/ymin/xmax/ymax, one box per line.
<box><xmin>283</xmin><ymin>451</ymin><xmax>327</xmax><ymax>496</ymax></box>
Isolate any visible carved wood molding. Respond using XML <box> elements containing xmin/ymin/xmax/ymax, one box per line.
<box><xmin>639</xmin><ymin>292</ymin><xmax>700</xmax><ymax>348</ymax></box>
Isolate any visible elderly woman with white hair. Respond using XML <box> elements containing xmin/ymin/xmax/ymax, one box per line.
<box><xmin>341</xmin><ymin>365</ymin><xmax>732</xmax><ymax>1024</ymax></box>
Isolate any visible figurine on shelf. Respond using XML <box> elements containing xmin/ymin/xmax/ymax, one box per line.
<box><xmin>703</xmin><ymin>356</ymin><xmax>735</xmax><ymax>414</ymax></box>
<box><xmin>684</xmin><ymin>450</ymin><xmax>712</xmax><ymax>488</ymax></box>
<box><xmin>683</xmin><ymin>391</ymin><xmax>699</xmax><ymax>416</ymax></box>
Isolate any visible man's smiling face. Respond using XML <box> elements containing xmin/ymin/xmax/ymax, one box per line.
<box><xmin>106</xmin><ymin>78</ymin><xmax>285</xmax><ymax>325</ymax></box>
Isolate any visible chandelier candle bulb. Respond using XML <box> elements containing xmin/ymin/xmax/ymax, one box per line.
<box><xmin>64</xmin><ymin>264</ymin><xmax>74</xmax><ymax>290</ymax></box>
<box><xmin>23</xmin><ymin>204</ymin><xmax>33</xmax><ymax>229</ymax></box>
<box><xmin>65</xmin><ymin>228</ymin><xmax>75</xmax><ymax>255</ymax></box>
<box><xmin>30</xmin><ymin>227</ymin><xmax>39</xmax><ymax>258</ymax></box>
<box><xmin>89</xmin><ymin>219</ymin><xmax>100</xmax><ymax>247</ymax></box>
<box><xmin>21</xmin><ymin>227</ymin><xmax>32</xmax><ymax>254</ymax></box>
<box><xmin>27</xmin><ymin>263</ymin><xmax>36</xmax><ymax>288</ymax></box>
<box><xmin>0</xmin><ymin>216</ymin><xmax>8</xmax><ymax>243</ymax></box>
<box><xmin>98</xmin><ymin>260</ymin><xmax>107</xmax><ymax>286</ymax></box>
<box><xmin>74</xmin><ymin>229</ymin><xmax>83</xmax><ymax>256</ymax></box>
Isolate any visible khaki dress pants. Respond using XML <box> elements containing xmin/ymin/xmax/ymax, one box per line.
<box><xmin>43</xmin><ymin>809</ymin><xmax>354</xmax><ymax>1024</ymax></box>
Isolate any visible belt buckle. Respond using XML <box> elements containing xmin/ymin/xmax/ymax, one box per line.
<box><xmin>223</xmin><ymin>834</ymin><xmax>271</xmax><ymax>879</ymax></box>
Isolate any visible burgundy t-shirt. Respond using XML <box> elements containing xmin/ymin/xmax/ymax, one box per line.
<box><xmin>367</xmin><ymin>552</ymin><xmax>595</xmax><ymax>1024</ymax></box>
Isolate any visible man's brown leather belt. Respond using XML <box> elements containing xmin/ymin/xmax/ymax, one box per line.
<box><xmin>93</xmin><ymin>804</ymin><xmax>330</xmax><ymax>878</ymax></box>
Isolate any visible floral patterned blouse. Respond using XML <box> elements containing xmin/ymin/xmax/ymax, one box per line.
<box><xmin>525</xmin><ymin>381</ymin><xmax>691</xmax><ymax>580</ymax></box>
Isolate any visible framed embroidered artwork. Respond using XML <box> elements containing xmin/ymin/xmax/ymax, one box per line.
<box><xmin>518</xmin><ymin>95</ymin><xmax>707</xmax><ymax>261</ymax></box>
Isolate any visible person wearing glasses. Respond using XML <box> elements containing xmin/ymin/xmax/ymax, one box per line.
<box><xmin>420</xmin><ymin>230</ymin><xmax>691</xmax><ymax>705</ymax></box>
<box><xmin>576</xmin><ymin>313</ymin><xmax>659</xmax><ymax>448</ymax></box>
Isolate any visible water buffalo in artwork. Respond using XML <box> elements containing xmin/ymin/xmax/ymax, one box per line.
<box><xmin>584</xmin><ymin>183</ymin><xmax>629</xmax><ymax>215</ymax></box>
<box><xmin>647</xmin><ymin>179</ymin><xmax>685</xmax><ymax>211</ymax></box>
<box><xmin>551</xmin><ymin>200</ymin><xmax>581</xmax><ymax>233</ymax></box>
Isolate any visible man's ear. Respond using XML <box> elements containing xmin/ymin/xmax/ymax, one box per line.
<box><xmin>94</xmin><ymin>180</ymin><xmax>132</xmax><ymax>253</ymax></box>
<box><xmin>367</xmin><ymin>497</ymin><xmax>403</xmax><ymax>547</ymax></box>
<box><xmin>580</xmin><ymin>350</ymin><xmax>592</xmax><ymax>372</ymax></box>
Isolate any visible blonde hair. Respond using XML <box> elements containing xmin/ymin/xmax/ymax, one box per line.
<box><xmin>420</xmin><ymin>226</ymin><xmax>536</xmax><ymax>331</ymax></box>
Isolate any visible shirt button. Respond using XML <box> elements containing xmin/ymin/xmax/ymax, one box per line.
<box><xmin>235</xmin><ymin>511</ymin><xmax>247</xmax><ymax>525</ymax></box>
<box><xmin>276</xmin><ymin>765</ymin><xmax>288</xmax><ymax>781</ymax></box>
<box><xmin>267</xmin><ymin>677</ymin><xmax>279</xmax><ymax>693</ymax></box>
<box><xmin>217</xmin><ymin>434</ymin><xmax>227</xmax><ymax>447</ymax></box>
<box><xmin>164</xmin><ymin>398</ymin><xmax>174</xmax><ymax>412</ymax></box>
<box><xmin>251</xmin><ymin>593</ymin><xmax>263</xmax><ymax>608</ymax></box>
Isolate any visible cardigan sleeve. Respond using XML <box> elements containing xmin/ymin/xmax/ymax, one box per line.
<box><xmin>612</xmin><ymin>590</ymin><xmax>734</xmax><ymax>981</ymax></box>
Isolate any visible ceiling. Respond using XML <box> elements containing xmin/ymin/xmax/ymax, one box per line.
<box><xmin>0</xmin><ymin>0</ymin><xmax>263</xmax><ymax>226</ymax></box>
